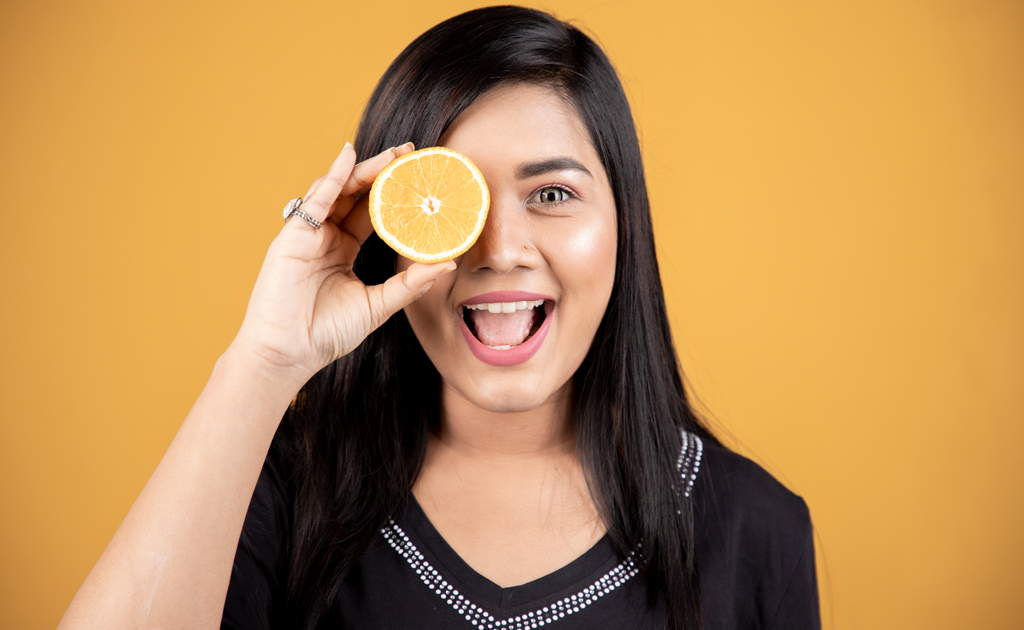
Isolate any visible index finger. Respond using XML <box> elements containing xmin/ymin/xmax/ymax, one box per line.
<box><xmin>300</xmin><ymin>143</ymin><xmax>358</xmax><ymax>223</ymax></box>
<box><xmin>332</xmin><ymin>141</ymin><xmax>417</xmax><ymax>221</ymax></box>
<box><xmin>338</xmin><ymin>142</ymin><xmax>417</xmax><ymax>198</ymax></box>
<box><xmin>334</xmin><ymin>143</ymin><xmax>417</xmax><ymax>243</ymax></box>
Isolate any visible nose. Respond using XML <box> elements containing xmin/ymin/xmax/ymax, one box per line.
<box><xmin>460</xmin><ymin>193</ymin><xmax>542</xmax><ymax>274</ymax></box>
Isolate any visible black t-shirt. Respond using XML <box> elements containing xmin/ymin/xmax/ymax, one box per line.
<box><xmin>222</xmin><ymin>433</ymin><xmax>820</xmax><ymax>629</ymax></box>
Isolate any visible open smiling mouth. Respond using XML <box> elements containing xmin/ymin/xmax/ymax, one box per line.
<box><xmin>462</xmin><ymin>300</ymin><xmax>548</xmax><ymax>350</ymax></box>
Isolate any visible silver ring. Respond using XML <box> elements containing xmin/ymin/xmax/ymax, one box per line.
<box><xmin>282</xmin><ymin>198</ymin><xmax>322</xmax><ymax>230</ymax></box>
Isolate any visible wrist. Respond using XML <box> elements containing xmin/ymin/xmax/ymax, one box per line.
<box><xmin>218</xmin><ymin>337</ymin><xmax>313</xmax><ymax>398</ymax></box>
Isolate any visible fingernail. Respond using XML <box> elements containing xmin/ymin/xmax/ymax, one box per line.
<box><xmin>434</xmin><ymin>262</ymin><xmax>454</xmax><ymax>280</ymax></box>
<box><xmin>402</xmin><ymin>141</ymin><xmax>415</xmax><ymax>150</ymax></box>
<box><xmin>433</xmin><ymin>262</ymin><xmax>456</xmax><ymax>279</ymax></box>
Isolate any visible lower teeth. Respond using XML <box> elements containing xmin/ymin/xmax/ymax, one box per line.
<box><xmin>487</xmin><ymin>345</ymin><xmax>512</xmax><ymax>350</ymax></box>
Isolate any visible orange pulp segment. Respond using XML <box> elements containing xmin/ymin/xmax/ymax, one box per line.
<box><xmin>368</xmin><ymin>146</ymin><xmax>490</xmax><ymax>263</ymax></box>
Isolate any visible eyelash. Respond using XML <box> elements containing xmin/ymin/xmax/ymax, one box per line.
<box><xmin>529</xmin><ymin>183</ymin><xmax>578</xmax><ymax>206</ymax></box>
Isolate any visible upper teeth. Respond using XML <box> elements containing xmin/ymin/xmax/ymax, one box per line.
<box><xmin>464</xmin><ymin>300</ymin><xmax>544</xmax><ymax>313</ymax></box>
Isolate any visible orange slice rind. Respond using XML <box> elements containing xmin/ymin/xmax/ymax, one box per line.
<box><xmin>368</xmin><ymin>146</ymin><xmax>490</xmax><ymax>263</ymax></box>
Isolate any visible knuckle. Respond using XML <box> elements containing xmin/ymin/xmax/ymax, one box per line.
<box><xmin>353</xmin><ymin>170</ymin><xmax>375</xmax><ymax>188</ymax></box>
<box><xmin>368</xmin><ymin>291</ymin><xmax>391</xmax><ymax>327</ymax></box>
<box><xmin>304</xmin><ymin>196</ymin><xmax>329</xmax><ymax>213</ymax></box>
<box><xmin>400</xmin><ymin>270</ymin><xmax>417</xmax><ymax>293</ymax></box>
<box><xmin>303</xmin><ymin>177</ymin><xmax>325</xmax><ymax>201</ymax></box>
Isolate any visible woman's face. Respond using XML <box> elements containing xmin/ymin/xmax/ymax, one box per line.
<box><xmin>397</xmin><ymin>83</ymin><xmax>618</xmax><ymax>414</ymax></box>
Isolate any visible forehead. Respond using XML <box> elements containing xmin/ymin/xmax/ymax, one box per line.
<box><xmin>440</xmin><ymin>83</ymin><xmax>602</xmax><ymax>179</ymax></box>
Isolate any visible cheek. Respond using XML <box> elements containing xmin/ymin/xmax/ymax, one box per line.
<box><xmin>550</xmin><ymin>213</ymin><xmax>618</xmax><ymax>301</ymax></box>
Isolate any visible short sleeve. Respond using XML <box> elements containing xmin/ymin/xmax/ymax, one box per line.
<box><xmin>691</xmin><ymin>440</ymin><xmax>821</xmax><ymax>629</ymax></box>
<box><xmin>221</xmin><ymin>449</ymin><xmax>292</xmax><ymax>630</ymax></box>
<box><xmin>764</xmin><ymin>498</ymin><xmax>820</xmax><ymax>630</ymax></box>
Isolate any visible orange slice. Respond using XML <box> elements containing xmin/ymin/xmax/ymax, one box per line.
<box><xmin>368</xmin><ymin>146</ymin><xmax>490</xmax><ymax>263</ymax></box>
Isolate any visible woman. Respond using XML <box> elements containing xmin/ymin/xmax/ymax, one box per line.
<box><xmin>60</xmin><ymin>6</ymin><xmax>818</xmax><ymax>630</ymax></box>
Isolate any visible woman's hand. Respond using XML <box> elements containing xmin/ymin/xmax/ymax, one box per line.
<box><xmin>232</xmin><ymin>142</ymin><xmax>455</xmax><ymax>383</ymax></box>
<box><xmin>55</xmin><ymin>148</ymin><xmax>440</xmax><ymax>629</ymax></box>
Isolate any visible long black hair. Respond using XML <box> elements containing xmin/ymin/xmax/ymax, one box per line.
<box><xmin>272</xmin><ymin>6</ymin><xmax>720</xmax><ymax>629</ymax></box>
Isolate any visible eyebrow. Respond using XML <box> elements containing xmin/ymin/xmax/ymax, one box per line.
<box><xmin>514</xmin><ymin>157</ymin><xmax>592</xmax><ymax>180</ymax></box>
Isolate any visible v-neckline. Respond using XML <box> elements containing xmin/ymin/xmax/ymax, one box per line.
<box><xmin>398</xmin><ymin>493</ymin><xmax>620</xmax><ymax>611</ymax></box>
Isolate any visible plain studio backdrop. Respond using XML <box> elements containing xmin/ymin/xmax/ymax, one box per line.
<box><xmin>1</xmin><ymin>1</ymin><xmax>1021</xmax><ymax>628</ymax></box>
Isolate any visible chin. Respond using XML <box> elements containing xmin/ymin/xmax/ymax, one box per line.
<box><xmin>446</xmin><ymin>370</ymin><xmax>572</xmax><ymax>414</ymax></box>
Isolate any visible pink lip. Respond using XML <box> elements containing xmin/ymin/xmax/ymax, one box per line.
<box><xmin>458</xmin><ymin>292</ymin><xmax>555</xmax><ymax>366</ymax></box>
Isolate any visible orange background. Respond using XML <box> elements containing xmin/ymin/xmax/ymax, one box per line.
<box><xmin>2</xmin><ymin>1</ymin><xmax>1022</xmax><ymax>628</ymax></box>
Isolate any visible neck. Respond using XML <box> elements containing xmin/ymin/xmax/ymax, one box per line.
<box><xmin>413</xmin><ymin>380</ymin><xmax>607</xmax><ymax>589</ymax></box>
<box><xmin>435</xmin><ymin>381</ymin><xmax>576</xmax><ymax>460</ymax></box>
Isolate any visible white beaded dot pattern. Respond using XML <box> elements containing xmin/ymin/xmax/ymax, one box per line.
<box><xmin>676</xmin><ymin>431</ymin><xmax>704</xmax><ymax>499</ymax></box>
<box><xmin>381</xmin><ymin>521</ymin><xmax>639</xmax><ymax>629</ymax></box>
<box><xmin>380</xmin><ymin>431</ymin><xmax>702</xmax><ymax>628</ymax></box>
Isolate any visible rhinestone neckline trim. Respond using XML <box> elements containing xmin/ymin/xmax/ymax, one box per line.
<box><xmin>678</xmin><ymin>431</ymin><xmax>704</xmax><ymax>498</ymax></box>
<box><xmin>380</xmin><ymin>430</ymin><xmax>704</xmax><ymax>628</ymax></box>
<box><xmin>381</xmin><ymin>521</ymin><xmax>638</xmax><ymax>629</ymax></box>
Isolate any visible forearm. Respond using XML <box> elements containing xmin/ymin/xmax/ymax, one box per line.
<box><xmin>58</xmin><ymin>141</ymin><xmax>439</xmax><ymax>630</ymax></box>
<box><xmin>58</xmin><ymin>344</ymin><xmax>307</xmax><ymax>630</ymax></box>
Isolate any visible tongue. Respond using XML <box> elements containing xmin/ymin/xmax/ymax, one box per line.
<box><xmin>470</xmin><ymin>308</ymin><xmax>538</xmax><ymax>347</ymax></box>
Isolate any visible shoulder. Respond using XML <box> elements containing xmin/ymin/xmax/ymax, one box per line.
<box><xmin>683</xmin><ymin>435</ymin><xmax>811</xmax><ymax>538</ymax></box>
<box><xmin>679</xmin><ymin>432</ymin><xmax>820</xmax><ymax>629</ymax></box>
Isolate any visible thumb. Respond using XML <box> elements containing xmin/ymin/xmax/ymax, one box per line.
<box><xmin>369</xmin><ymin>261</ymin><xmax>457</xmax><ymax>327</ymax></box>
